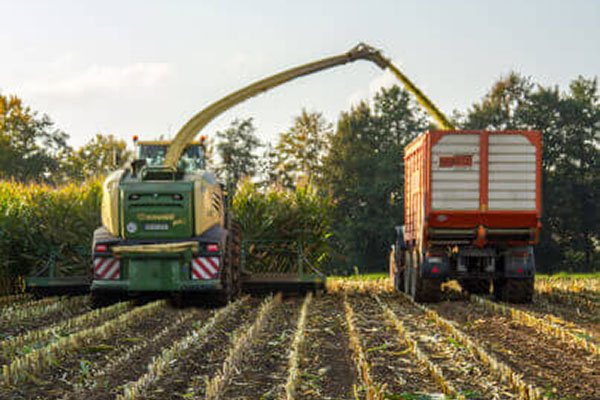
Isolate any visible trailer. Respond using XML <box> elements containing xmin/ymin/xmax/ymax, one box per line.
<box><xmin>391</xmin><ymin>130</ymin><xmax>541</xmax><ymax>303</ymax></box>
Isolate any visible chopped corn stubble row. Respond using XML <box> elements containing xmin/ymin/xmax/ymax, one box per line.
<box><xmin>69</xmin><ymin>309</ymin><xmax>200</xmax><ymax>395</ymax></box>
<box><xmin>1</xmin><ymin>300</ymin><xmax>131</xmax><ymax>363</ymax></box>
<box><xmin>535</xmin><ymin>281</ymin><xmax>597</xmax><ymax>312</ymax></box>
<box><xmin>471</xmin><ymin>295</ymin><xmax>599</xmax><ymax>356</ymax></box>
<box><xmin>2</xmin><ymin>299</ymin><xmax>166</xmax><ymax>385</ymax></box>
<box><xmin>342</xmin><ymin>293</ymin><xmax>385</xmax><ymax>400</ymax></box>
<box><xmin>203</xmin><ymin>293</ymin><xmax>282</xmax><ymax>400</ymax></box>
<box><xmin>285</xmin><ymin>292</ymin><xmax>313</xmax><ymax>400</ymax></box>
<box><xmin>0</xmin><ymin>294</ymin><xmax>31</xmax><ymax>307</ymax></box>
<box><xmin>117</xmin><ymin>296</ymin><xmax>249</xmax><ymax>400</ymax></box>
<box><xmin>0</xmin><ymin>295</ymin><xmax>87</xmax><ymax>324</ymax></box>
<box><xmin>373</xmin><ymin>295</ymin><xmax>464</xmax><ymax>400</ymax></box>
<box><xmin>395</xmin><ymin>292</ymin><xmax>547</xmax><ymax>400</ymax></box>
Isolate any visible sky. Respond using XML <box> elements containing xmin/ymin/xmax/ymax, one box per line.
<box><xmin>1</xmin><ymin>0</ymin><xmax>599</xmax><ymax>149</ymax></box>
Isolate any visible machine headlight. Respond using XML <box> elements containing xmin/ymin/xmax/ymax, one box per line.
<box><xmin>127</xmin><ymin>222</ymin><xmax>138</xmax><ymax>233</ymax></box>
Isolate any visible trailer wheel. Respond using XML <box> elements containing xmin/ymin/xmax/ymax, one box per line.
<box><xmin>403</xmin><ymin>251</ymin><xmax>412</xmax><ymax>293</ymax></box>
<box><xmin>494</xmin><ymin>278</ymin><xmax>533</xmax><ymax>303</ymax></box>
<box><xmin>410</xmin><ymin>252</ymin><xmax>441</xmax><ymax>303</ymax></box>
<box><xmin>459</xmin><ymin>278</ymin><xmax>491</xmax><ymax>295</ymax></box>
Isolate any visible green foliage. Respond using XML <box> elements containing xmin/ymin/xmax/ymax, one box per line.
<box><xmin>215</xmin><ymin>118</ymin><xmax>262</xmax><ymax>182</ymax></box>
<box><xmin>267</xmin><ymin>109</ymin><xmax>332</xmax><ymax>186</ymax></box>
<box><xmin>60</xmin><ymin>134</ymin><xmax>131</xmax><ymax>182</ymax></box>
<box><xmin>232</xmin><ymin>178</ymin><xmax>333</xmax><ymax>274</ymax></box>
<box><xmin>0</xmin><ymin>179</ymin><xmax>102</xmax><ymax>294</ymax></box>
<box><xmin>0</xmin><ymin>93</ymin><xmax>70</xmax><ymax>183</ymax></box>
<box><xmin>321</xmin><ymin>86</ymin><xmax>428</xmax><ymax>272</ymax></box>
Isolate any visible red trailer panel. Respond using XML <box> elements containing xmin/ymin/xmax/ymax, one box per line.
<box><xmin>404</xmin><ymin>130</ymin><xmax>541</xmax><ymax>249</ymax></box>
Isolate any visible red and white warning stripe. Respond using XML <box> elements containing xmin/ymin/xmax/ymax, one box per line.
<box><xmin>94</xmin><ymin>257</ymin><xmax>121</xmax><ymax>280</ymax></box>
<box><xmin>192</xmin><ymin>257</ymin><xmax>220</xmax><ymax>280</ymax></box>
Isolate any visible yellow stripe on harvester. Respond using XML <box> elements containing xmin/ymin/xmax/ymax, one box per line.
<box><xmin>112</xmin><ymin>241</ymin><xmax>199</xmax><ymax>255</ymax></box>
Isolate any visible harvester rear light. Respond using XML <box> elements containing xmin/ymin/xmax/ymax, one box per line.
<box><xmin>95</xmin><ymin>244</ymin><xmax>108</xmax><ymax>253</ymax></box>
<box><xmin>432</xmin><ymin>266</ymin><xmax>439</xmax><ymax>273</ymax></box>
<box><xmin>206</xmin><ymin>244</ymin><xmax>219</xmax><ymax>252</ymax></box>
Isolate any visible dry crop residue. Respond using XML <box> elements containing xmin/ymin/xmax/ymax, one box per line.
<box><xmin>1</xmin><ymin>277</ymin><xmax>598</xmax><ymax>400</ymax></box>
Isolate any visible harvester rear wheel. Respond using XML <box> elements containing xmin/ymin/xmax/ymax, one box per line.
<box><xmin>494</xmin><ymin>277</ymin><xmax>533</xmax><ymax>303</ymax></box>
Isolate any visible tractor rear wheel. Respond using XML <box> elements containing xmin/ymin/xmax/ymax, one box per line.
<box><xmin>494</xmin><ymin>278</ymin><xmax>533</xmax><ymax>303</ymax></box>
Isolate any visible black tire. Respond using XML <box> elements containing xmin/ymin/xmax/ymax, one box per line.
<box><xmin>410</xmin><ymin>252</ymin><xmax>441</xmax><ymax>303</ymax></box>
<box><xmin>403</xmin><ymin>252</ymin><xmax>412</xmax><ymax>294</ymax></box>
<box><xmin>459</xmin><ymin>278</ymin><xmax>491</xmax><ymax>295</ymax></box>
<box><xmin>395</xmin><ymin>269</ymin><xmax>405</xmax><ymax>292</ymax></box>
<box><xmin>494</xmin><ymin>278</ymin><xmax>533</xmax><ymax>303</ymax></box>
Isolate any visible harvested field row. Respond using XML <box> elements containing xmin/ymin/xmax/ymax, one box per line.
<box><xmin>378</xmin><ymin>293</ymin><xmax>524</xmax><ymax>400</ymax></box>
<box><xmin>0</xmin><ymin>300</ymin><xmax>132</xmax><ymax>365</ymax></box>
<box><xmin>0</xmin><ymin>294</ymin><xmax>31</xmax><ymax>308</ymax></box>
<box><xmin>1</xmin><ymin>299</ymin><xmax>167</xmax><ymax>389</ymax></box>
<box><xmin>344</xmin><ymin>293</ymin><xmax>443</xmax><ymax>398</ymax></box>
<box><xmin>433</xmin><ymin>299</ymin><xmax>600</xmax><ymax>399</ymax></box>
<box><xmin>0</xmin><ymin>277</ymin><xmax>598</xmax><ymax>400</ymax></box>
<box><xmin>124</xmin><ymin>297</ymin><xmax>261</xmax><ymax>400</ymax></box>
<box><xmin>0</xmin><ymin>295</ymin><xmax>90</xmax><ymax>337</ymax></box>
<box><xmin>472</xmin><ymin>294</ymin><xmax>599</xmax><ymax>355</ymax></box>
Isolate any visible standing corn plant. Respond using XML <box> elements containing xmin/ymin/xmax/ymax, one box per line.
<box><xmin>231</xmin><ymin>178</ymin><xmax>333</xmax><ymax>274</ymax></box>
<box><xmin>0</xmin><ymin>179</ymin><xmax>102</xmax><ymax>293</ymax></box>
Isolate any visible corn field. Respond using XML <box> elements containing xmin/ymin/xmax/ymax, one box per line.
<box><xmin>232</xmin><ymin>178</ymin><xmax>333</xmax><ymax>275</ymax></box>
<box><xmin>0</xmin><ymin>275</ymin><xmax>598</xmax><ymax>399</ymax></box>
<box><xmin>0</xmin><ymin>180</ymin><xmax>102</xmax><ymax>294</ymax></box>
<box><xmin>0</xmin><ymin>178</ymin><xmax>332</xmax><ymax>293</ymax></box>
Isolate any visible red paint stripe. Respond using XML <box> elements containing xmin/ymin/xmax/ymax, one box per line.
<box><xmin>108</xmin><ymin>265</ymin><xmax>120</xmax><ymax>280</ymax></box>
<box><xmin>192</xmin><ymin>263</ymin><xmax>211</xmax><ymax>279</ymax></box>
<box><xmin>198</xmin><ymin>263</ymin><xmax>215</xmax><ymax>279</ymax></box>
<box><xmin>100</xmin><ymin>259</ymin><xmax>117</xmax><ymax>278</ymax></box>
<box><xmin>192</xmin><ymin>267</ymin><xmax>203</xmax><ymax>279</ymax></box>
<box><xmin>94</xmin><ymin>258</ymin><xmax>107</xmax><ymax>274</ymax></box>
<box><xmin>206</xmin><ymin>257</ymin><xmax>219</xmax><ymax>270</ymax></box>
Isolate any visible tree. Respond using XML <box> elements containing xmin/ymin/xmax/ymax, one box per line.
<box><xmin>0</xmin><ymin>93</ymin><xmax>70</xmax><ymax>183</ymax></box>
<box><xmin>270</xmin><ymin>109</ymin><xmax>332</xmax><ymax>186</ymax></box>
<box><xmin>60</xmin><ymin>134</ymin><xmax>131</xmax><ymax>182</ymax></box>
<box><xmin>215</xmin><ymin>118</ymin><xmax>262</xmax><ymax>183</ymax></box>
<box><xmin>322</xmin><ymin>86</ymin><xmax>428</xmax><ymax>271</ymax></box>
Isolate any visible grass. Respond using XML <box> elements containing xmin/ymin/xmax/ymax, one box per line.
<box><xmin>537</xmin><ymin>272</ymin><xmax>600</xmax><ymax>279</ymax></box>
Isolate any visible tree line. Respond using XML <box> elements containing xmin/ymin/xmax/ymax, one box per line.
<box><xmin>1</xmin><ymin>72</ymin><xmax>599</xmax><ymax>272</ymax></box>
